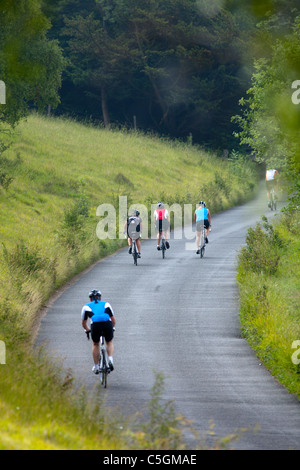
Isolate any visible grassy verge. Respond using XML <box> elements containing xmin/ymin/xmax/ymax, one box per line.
<box><xmin>237</xmin><ymin>211</ymin><xmax>300</xmax><ymax>398</ymax></box>
<box><xmin>0</xmin><ymin>114</ymin><xmax>258</xmax><ymax>449</ymax></box>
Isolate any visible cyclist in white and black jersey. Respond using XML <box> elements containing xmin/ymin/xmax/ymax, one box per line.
<box><xmin>265</xmin><ymin>169</ymin><xmax>279</xmax><ymax>207</ymax></box>
<box><xmin>81</xmin><ymin>289</ymin><xmax>116</xmax><ymax>374</ymax></box>
<box><xmin>124</xmin><ymin>210</ymin><xmax>142</xmax><ymax>258</ymax></box>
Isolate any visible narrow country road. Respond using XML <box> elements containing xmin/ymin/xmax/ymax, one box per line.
<box><xmin>36</xmin><ymin>185</ymin><xmax>300</xmax><ymax>450</ymax></box>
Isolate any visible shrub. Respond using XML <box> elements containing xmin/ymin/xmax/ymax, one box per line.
<box><xmin>238</xmin><ymin>216</ymin><xmax>284</xmax><ymax>275</ymax></box>
<box><xmin>2</xmin><ymin>240</ymin><xmax>49</xmax><ymax>276</ymax></box>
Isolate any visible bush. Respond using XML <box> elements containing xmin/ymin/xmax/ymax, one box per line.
<box><xmin>2</xmin><ymin>240</ymin><xmax>49</xmax><ymax>276</ymax></box>
<box><xmin>238</xmin><ymin>216</ymin><xmax>284</xmax><ymax>275</ymax></box>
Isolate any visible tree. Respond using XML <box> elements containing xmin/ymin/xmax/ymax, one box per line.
<box><xmin>59</xmin><ymin>0</ymin><xmax>252</xmax><ymax>146</ymax></box>
<box><xmin>0</xmin><ymin>0</ymin><xmax>65</xmax><ymax>126</ymax></box>
<box><xmin>232</xmin><ymin>10</ymin><xmax>300</xmax><ymax>204</ymax></box>
<box><xmin>62</xmin><ymin>8</ymin><xmax>136</xmax><ymax>127</ymax></box>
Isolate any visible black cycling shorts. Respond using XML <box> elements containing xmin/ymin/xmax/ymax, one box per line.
<box><xmin>155</xmin><ymin>219</ymin><xmax>170</xmax><ymax>233</ymax></box>
<box><xmin>196</xmin><ymin>220</ymin><xmax>209</xmax><ymax>231</ymax></box>
<box><xmin>91</xmin><ymin>321</ymin><xmax>114</xmax><ymax>343</ymax></box>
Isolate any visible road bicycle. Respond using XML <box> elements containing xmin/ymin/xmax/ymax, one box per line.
<box><xmin>132</xmin><ymin>238</ymin><xmax>139</xmax><ymax>266</ymax></box>
<box><xmin>86</xmin><ymin>330</ymin><xmax>112</xmax><ymax>388</ymax></box>
<box><xmin>98</xmin><ymin>335</ymin><xmax>111</xmax><ymax>388</ymax></box>
<box><xmin>197</xmin><ymin>224</ymin><xmax>206</xmax><ymax>259</ymax></box>
<box><xmin>269</xmin><ymin>188</ymin><xmax>277</xmax><ymax>211</ymax></box>
<box><xmin>160</xmin><ymin>233</ymin><xmax>167</xmax><ymax>259</ymax></box>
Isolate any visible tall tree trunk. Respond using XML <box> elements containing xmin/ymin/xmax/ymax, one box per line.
<box><xmin>101</xmin><ymin>87</ymin><xmax>110</xmax><ymax>127</ymax></box>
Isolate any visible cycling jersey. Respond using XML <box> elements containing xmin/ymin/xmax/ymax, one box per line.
<box><xmin>127</xmin><ymin>216</ymin><xmax>142</xmax><ymax>240</ymax></box>
<box><xmin>154</xmin><ymin>208</ymin><xmax>169</xmax><ymax>220</ymax></box>
<box><xmin>195</xmin><ymin>207</ymin><xmax>209</xmax><ymax>221</ymax></box>
<box><xmin>154</xmin><ymin>208</ymin><xmax>169</xmax><ymax>233</ymax></box>
<box><xmin>266</xmin><ymin>169</ymin><xmax>278</xmax><ymax>181</ymax></box>
<box><xmin>81</xmin><ymin>300</ymin><xmax>114</xmax><ymax>323</ymax></box>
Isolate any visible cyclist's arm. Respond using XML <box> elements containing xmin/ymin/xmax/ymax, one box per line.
<box><xmin>105</xmin><ymin>303</ymin><xmax>116</xmax><ymax>327</ymax></box>
<box><xmin>81</xmin><ymin>305</ymin><xmax>92</xmax><ymax>332</ymax></box>
<box><xmin>207</xmin><ymin>210</ymin><xmax>211</xmax><ymax>226</ymax></box>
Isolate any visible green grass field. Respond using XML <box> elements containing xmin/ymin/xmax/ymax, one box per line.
<box><xmin>0</xmin><ymin>114</ymin><xmax>258</xmax><ymax>449</ymax></box>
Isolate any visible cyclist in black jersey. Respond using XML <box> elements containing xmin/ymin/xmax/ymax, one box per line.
<box><xmin>124</xmin><ymin>210</ymin><xmax>142</xmax><ymax>258</ymax></box>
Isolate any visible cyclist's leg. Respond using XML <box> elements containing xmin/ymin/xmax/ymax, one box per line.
<box><xmin>136</xmin><ymin>236</ymin><xmax>141</xmax><ymax>255</ymax></box>
<box><xmin>104</xmin><ymin>322</ymin><xmax>114</xmax><ymax>369</ymax></box>
<box><xmin>92</xmin><ymin>342</ymin><xmax>100</xmax><ymax>365</ymax></box>
<box><xmin>165</xmin><ymin>232</ymin><xmax>170</xmax><ymax>248</ymax></box>
<box><xmin>91</xmin><ymin>323</ymin><xmax>101</xmax><ymax>373</ymax></box>
<box><xmin>128</xmin><ymin>237</ymin><xmax>132</xmax><ymax>254</ymax></box>
<box><xmin>204</xmin><ymin>220</ymin><xmax>209</xmax><ymax>243</ymax></box>
<box><xmin>196</xmin><ymin>230</ymin><xmax>200</xmax><ymax>253</ymax></box>
<box><xmin>266</xmin><ymin>180</ymin><xmax>271</xmax><ymax>205</ymax></box>
<box><xmin>106</xmin><ymin>340</ymin><xmax>114</xmax><ymax>358</ymax></box>
<box><xmin>163</xmin><ymin>220</ymin><xmax>170</xmax><ymax>248</ymax></box>
<box><xmin>156</xmin><ymin>231</ymin><xmax>161</xmax><ymax>249</ymax></box>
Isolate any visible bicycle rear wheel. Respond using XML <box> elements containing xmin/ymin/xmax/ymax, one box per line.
<box><xmin>132</xmin><ymin>241</ymin><xmax>138</xmax><ymax>265</ymax></box>
<box><xmin>161</xmin><ymin>239</ymin><xmax>166</xmax><ymax>258</ymax></box>
<box><xmin>99</xmin><ymin>354</ymin><xmax>108</xmax><ymax>388</ymax></box>
<box><xmin>198</xmin><ymin>229</ymin><xmax>205</xmax><ymax>258</ymax></box>
<box><xmin>99</xmin><ymin>338</ymin><xmax>109</xmax><ymax>388</ymax></box>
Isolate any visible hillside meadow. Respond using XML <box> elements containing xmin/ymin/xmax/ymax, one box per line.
<box><xmin>0</xmin><ymin>114</ymin><xmax>258</xmax><ymax>449</ymax></box>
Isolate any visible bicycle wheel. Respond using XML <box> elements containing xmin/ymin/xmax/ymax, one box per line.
<box><xmin>161</xmin><ymin>239</ymin><xmax>166</xmax><ymax>258</ymax></box>
<box><xmin>99</xmin><ymin>352</ymin><xmax>108</xmax><ymax>388</ymax></box>
<box><xmin>270</xmin><ymin>190</ymin><xmax>276</xmax><ymax>211</ymax></box>
<box><xmin>132</xmin><ymin>241</ymin><xmax>138</xmax><ymax>265</ymax></box>
<box><xmin>198</xmin><ymin>230</ymin><xmax>205</xmax><ymax>258</ymax></box>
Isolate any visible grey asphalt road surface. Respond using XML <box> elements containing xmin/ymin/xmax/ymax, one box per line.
<box><xmin>36</xmin><ymin>186</ymin><xmax>300</xmax><ymax>450</ymax></box>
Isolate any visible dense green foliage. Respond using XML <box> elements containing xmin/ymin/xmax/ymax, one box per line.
<box><xmin>233</xmin><ymin>0</ymin><xmax>300</xmax><ymax>399</ymax></box>
<box><xmin>44</xmin><ymin>0</ymin><xmax>256</xmax><ymax>147</ymax></box>
<box><xmin>237</xmin><ymin>212</ymin><xmax>300</xmax><ymax>398</ymax></box>
<box><xmin>0</xmin><ymin>0</ymin><xmax>65</xmax><ymax>126</ymax></box>
<box><xmin>232</xmin><ymin>3</ymin><xmax>300</xmax><ymax>205</ymax></box>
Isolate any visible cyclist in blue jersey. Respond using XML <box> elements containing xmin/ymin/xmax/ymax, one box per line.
<box><xmin>81</xmin><ymin>289</ymin><xmax>116</xmax><ymax>374</ymax></box>
<box><xmin>194</xmin><ymin>201</ymin><xmax>211</xmax><ymax>254</ymax></box>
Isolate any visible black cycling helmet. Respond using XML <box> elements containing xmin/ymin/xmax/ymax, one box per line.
<box><xmin>89</xmin><ymin>289</ymin><xmax>101</xmax><ymax>300</ymax></box>
<box><xmin>199</xmin><ymin>201</ymin><xmax>206</xmax><ymax>207</ymax></box>
<box><xmin>133</xmin><ymin>209</ymin><xmax>140</xmax><ymax>216</ymax></box>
